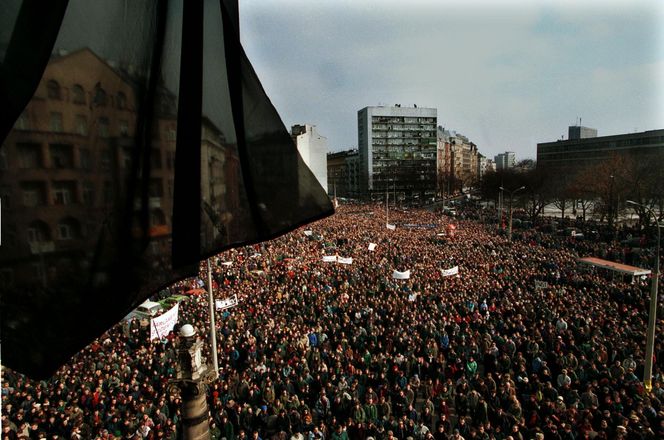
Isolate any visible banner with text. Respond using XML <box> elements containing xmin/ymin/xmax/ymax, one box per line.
<box><xmin>368</xmin><ymin>243</ymin><xmax>377</xmax><ymax>251</ymax></box>
<box><xmin>215</xmin><ymin>294</ymin><xmax>239</xmax><ymax>311</ymax></box>
<box><xmin>386</xmin><ymin>223</ymin><xmax>396</xmax><ymax>230</ymax></box>
<box><xmin>441</xmin><ymin>266</ymin><xmax>459</xmax><ymax>277</ymax></box>
<box><xmin>150</xmin><ymin>303</ymin><xmax>179</xmax><ymax>340</ymax></box>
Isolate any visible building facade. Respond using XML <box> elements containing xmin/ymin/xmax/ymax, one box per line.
<box><xmin>494</xmin><ymin>151</ymin><xmax>516</xmax><ymax>170</ymax></box>
<box><xmin>537</xmin><ymin>128</ymin><xmax>664</xmax><ymax>172</ymax></box>
<box><xmin>326</xmin><ymin>149</ymin><xmax>360</xmax><ymax>198</ymax></box>
<box><xmin>358</xmin><ymin>105</ymin><xmax>437</xmax><ymax>201</ymax></box>
<box><xmin>568</xmin><ymin>125</ymin><xmax>598</xmax><ymax>140</ymax></box>
<box><xmin>291</xmin><ymin>124</ymin><xmax>328</xmax><ymax>192</ymax></box>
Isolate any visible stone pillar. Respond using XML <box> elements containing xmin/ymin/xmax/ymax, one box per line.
<box><xmin>176</xmin><ymin>324</ymin><xmax>211</xmax><ymax>440</ymax></box>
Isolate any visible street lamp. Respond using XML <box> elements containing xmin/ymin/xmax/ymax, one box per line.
<box><xmin>500</xmin><ymin>186</ymin><xmax>525</xmax><ymax>242</ymax></box>
<box><xmin>627</xmin><ymin>200</ymin><xmax>661</xmax><ymax>391</ymax></box>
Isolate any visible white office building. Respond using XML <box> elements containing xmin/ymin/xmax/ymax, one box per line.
<box><xmin>291</xmin><ymin>124</ymin><xmax>328</xmax><ymax>191</ymax></box>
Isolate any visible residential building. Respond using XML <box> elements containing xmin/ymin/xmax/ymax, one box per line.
<box><xmin>326</xmin><ymin>149</ymin><xmax>360</xmax><ymax>198</ymax></box>
<box><xmin>291</xmin><ymin>124</ymin><xmax>328</xmax><ymax>191</ymax></box>
<box><xmin>358</xmin><ymin>105</ymin><xmax>437</xmax><ymax>201</ymax></box>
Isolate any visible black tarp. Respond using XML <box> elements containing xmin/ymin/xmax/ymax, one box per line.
<box><xmin>0</xmin><ymin>0</ymin><xmax>333</xmax><ymax>378</ymax></box>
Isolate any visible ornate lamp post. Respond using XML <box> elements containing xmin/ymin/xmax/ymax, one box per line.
<box><xmin>499</xmin><ymin>186</ymin><xmax>525</xmax><ymax>242</ymax></box>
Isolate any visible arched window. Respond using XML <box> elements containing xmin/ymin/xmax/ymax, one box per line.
<box><xmin>117</xmin><ymin>91</ymin><xmax>127</xmax><ymax>110</ymax></box>
<box><xmin>72</xmin><ymin>84</ymin><xmax>85</xmax><ymax>104</ymax></box>
<box><xmin>27</xmin><ymin>220</ymin><xmax>51</xmax><ymax>243</ymax></box>
<box><xmin>47</xmin><ymin>80</ymin><xmax>61</xmax><ymax>100</ymax></box>
<box><xmin>57</xmin><ymin>217</ymin><xmax>82</xmax><ymax>240</ymax></box>
<box><xmin>93</xmin><ymin>83</ymin><xmax>107</xmax><ymax>107</ymax></box>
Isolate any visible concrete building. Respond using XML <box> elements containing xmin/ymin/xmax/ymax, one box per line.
<box><xmin>568</xmin><ymin>125</ymin><xmax>598</xmax><ymax>140</ymax></box>
<box><xmin>537</xmin><ymin>128</ymin><xmax>664</xmax><ymax>172</ymax></box>
<box><xmin>326</xmin><ymin>149</ymin><xmax>360</xmax><ymax>198</ymax></box>
<box><xmin>494</xmin><ymin>151</ymin><xmax>516</xmax><ymax>170</ymax></box>
<box><xmin>358</xmin><ymin>105</ymin><xmax>437</xmax><ymax>201</ymax></box>
<box><xmin>291</xmin><ymin>124</ymin><xmax>328</xmax><ymax>192</ymax></box>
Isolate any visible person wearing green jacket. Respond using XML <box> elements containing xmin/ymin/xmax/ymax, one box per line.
<box><xmin>364</xmin><ymin>398</ymin><xmax>378</xmax><ymax>424</ymax></box>
<box><xmin>330</xmin><ymin>424</ymin><xmax>349</xmax><ymax>440</ymax></box>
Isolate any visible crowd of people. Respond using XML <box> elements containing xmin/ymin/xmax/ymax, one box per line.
<box><xmin>2</xmin><ymin>202</ymin><xmax>663</xmax><ymax>440</ymax></box>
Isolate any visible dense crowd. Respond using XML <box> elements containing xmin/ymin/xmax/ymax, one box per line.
<box><xmin>2</xmin><ymin>202</ymin><xmax>663</xmax><ymax>440</ymax></box>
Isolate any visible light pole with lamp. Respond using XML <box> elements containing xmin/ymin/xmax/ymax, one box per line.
<box><xmin>627</xmin><ymin>200</ymin><xmax>661</xmax><ymax>391</ymax></box>
<box><xmin>500</xmin><ymin>186</ymin><xmax>525</xmax><ymax>242</ymax></box>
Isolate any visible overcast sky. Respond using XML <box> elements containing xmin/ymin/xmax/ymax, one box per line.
<box><xmin>239</xmin><ymin>0</ymin><xmax>664</xmax><ymax>160</ymax></box>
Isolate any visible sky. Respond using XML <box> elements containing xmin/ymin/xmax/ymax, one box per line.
<box><xmin>239</xmin><ymin>0</ymin><xmax>664</xmax><ymax>160</ymax></box>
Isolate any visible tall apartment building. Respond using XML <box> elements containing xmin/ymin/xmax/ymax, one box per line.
<box><xmin>358</xmin><ymin>105</ymin><xmax>437</xmax><ymax>201</ymax></box>
<box><xmin>494</xmin><ymin>151</ymin><xmax>516</xmax><ymax>170</ymax></box>
<box><xmin>291</xmin><ymin>124</ymin><xmax>328</xmax><ymax>192</ymax></box>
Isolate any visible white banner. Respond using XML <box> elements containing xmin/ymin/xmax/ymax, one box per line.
<box><xmin>392</xmin><ymin>270</ymin><xmax>411</xmax><ymax>279</ymax></box>
<box><xmin>534</xmin><ymin>280</ymin><xmax>549</xmax><ymax>290</ymax></box>
<box><xmin>150</xmin><ymin>303</ymin><xmax>179</xmax><ymax>340</ymax></box>
<box><xmin>221</xmin><ymin>261</ymin><xmax>233</xmax><ymax>266</ymax></box>
<box><xmin>408</xmin><ymin>293</ymin><xmax>418</xmax><ymax>302</ymax></box>
<box><xmin>304</xmin><ymin>230</ymin><xmax>313</xmax><ymax>236</ymax></box>
<box><xmin>368</xmin><ymin>243</ymin><xmax>377</xmax><ymax>251</ymax></box>
<box><xmin>337</xmin><ymin>256</ymin><xmax>353</xmax><ymax>265</ymax></box>
<box><xmin>441</xmin><ymin>266</ymin><xmax>459</xmax><ymax>277</ymax></box>
<box><xmin>322</xmin><ymin>255</ymin><xmax>337</xmax><ymax>262</ymax></box>
<box><xmin>386</xmin><ymin>223</ymin><xmax>396</xmax><ymax>230</ymax></box>
<box><xmin>215</xmin><ymin>294</ymin><xmax>239</xmax><ymax>311</ymax></box>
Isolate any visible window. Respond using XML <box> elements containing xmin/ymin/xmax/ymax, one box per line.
<box><xmin>149</xmin><ymin>178</ymin><xmax>163</xmax><ymax>197</ymax></box>
<box><xmin>27</xmin><ymin>220</ymin><xmax>51</xmax><ymax>242</ymax></box>
<box><xmin>0</xmin><ymin>149</ymin><xmax>7</xmax><ymax>170</ymax></box>
<box><xmin>15</xmin><ymin>111</ymin><xmax>29</xmax><ymax>130</ymax></box>
<box><xmin>79</xmin><ymin>148</ymin><xmax>91</xmax><ymax>170</ymax></box>
<box><xmin>98</xmin><ymin>117</ymin><xmax>110</xmax><ymax>138</ymax></box>
<box><xmin>117</xmin><ymin>91</ymin><xmax>127</xmax><ymax>110</ymax></box>
<box><xmin>21</xmin><ymin>182</ymin><xmax>47</xmax><ymax>207</ymax></box>
<box><xmin>151</xmin><ymin>149</ymin><xmax>162</xmax><ymax>169</ymax></box>
<box><xmin>93</xmin><ymin>84</ymin><xmax>107</xmax><ymax>106</ymax></box>
<box><xmin>82</xmin><ymin>182</ymin><xmax>95</xmax><ymax>206</ymax></box>
<box><xmin>72</xmin><ymin>84</ymin><xmax>86</xmax><ymax>104</ymax></box>
<box><xmin>0</xmin><ymin>185</ymin><xmax>11</xmax><ymax>208</ymax></box>
<box><xmin>52</xmin><ymin>181</ymin><xmax>76</xmax><ymax>205</ymax></box>
<box><xmin>166</xmin><ymin>151</ymin><xmax>175</xmax><ymax>170</ymax></box>
<box><xmin>101</xmin><ymin>149</ymin><xmax>112</xmax><ymax>170</ymax></box>
<box><xmin>50</xmin><ymin>112</ymin><xmax>63</xmax><ymax>132</ymax></box>
<box><xmin>47</xmin><ymin>80</ymin><xmax>61</xmax><ymax>100</ymax></box>
<box><xmin>75</xmin><ymin>115</ymin><xmax>88</xmax><ymax>135</ymax></box>
<box><xmin>49</xmin><ymin>144</ymin><xmax>74</xmax><ymax>169</ymax></box>
<box><xmin>17</xmin><ymin>143</ymin><xmax>42</xmax><ymax>168</ymax></box>
<box><xmin>119</xmin><ymin>120</ymin><xmax>129</xmax><ymax>137</ymax></box>
<box><xmin>57</xmin><ymin>218</ymin><xmax>81</xmax><ymax>240</ymax></box>
<box><xmin>150</xmin><ymin>209</ymin><xmax>166</xmax><ymax>226</ymax></box>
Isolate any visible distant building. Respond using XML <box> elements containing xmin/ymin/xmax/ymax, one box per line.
<box><xmin>326</xmin><ymin>149</ymin><xmax>360</xmax><ymax>198</ymax></box>
<box><xmin>537</xmin><ymin>128</ymin><xmax>664</xmax><ymax>172</ymax></box>
<box><xmin>291</xmin><ymin>124</ymin><xmax>328</xmax><ymax>191</ymax></box>
<box><xmin>494</xmin><ymin>151</ymin><xmax>516</xmax><ymax>170</ymax></box>
<box><xmin>568</xmin><ymin>125</ymin><xmax>597</xmax><ymax>140</ymax></box>
<box><xmin>358</xmin><ymin>105</ymin><xmax>437</xmax><ymax>201</ymax></box>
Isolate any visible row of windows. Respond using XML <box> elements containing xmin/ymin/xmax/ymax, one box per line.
<box><xmin>46</xmin><ymin>79</ymin><xmax>128</xmax><ymax>109</ymax></box>
<box><xmin>40</xmin><ymin>112</ymin><xmax>129</xmax><ymax>138</ymax></box>
<box><xmin>13</xmin><ymin>178</ymin><xmax>171</xmax><ymax>208</ymax></box>
<box><xmin>372</xmin><ymin>116</ymin><xmax>436</xmax><ymax>124</ymax></box>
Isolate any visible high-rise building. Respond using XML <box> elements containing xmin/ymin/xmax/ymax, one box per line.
<box><xmin>358</xmin><ymin>105</ymin><xmax>437</xmax><ymax>201</ymax></box>
<box><xmin>494</xmin><ymin>151</ymin><xmax>516</xmax><ymax>170</ymax></box>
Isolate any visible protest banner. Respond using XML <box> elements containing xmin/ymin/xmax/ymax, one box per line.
<box><xmin>304</xmin><ymin>230</ymin><xmax>313</xmax><ymax>236</ymax></box>
<box><xmin>386</xmin><ymin>223</ymin><xmax>396</xmax><ymax>230</ymax></box>
<box><xmin>215</xmin><ymin>294</ymin><xmax>238</xmax><ymax>311</ymax></box>
<box><xmin>322</xmin><ymin>255</ymin><xmax>337</xmax><ymax>263</ymax></box>
<box><xmin>441</xmin><ymin>266</ymin><xmax>459</xmax><ymax>277</ymax></box>
<box><xmin>221</xmin><ymin>261</ymin><xmax>232</xmax><ymax>266</ymax></box>
<box><xmin>150</xmin><ymin>303</ymin><xmax>179</xmax><ymax>340</ymax></box>
<box><xmin>368</xmin><ymin>243</ymin><xmax>377</xmax><ymax>251</ymax></box>
<box><xmin>392</xmin><ymin>270</ymin><xmax>411</xmax><ymax>280</ymax></box>
<box><xmin>534</xmin><ymin>280</ymin><xmax>549</xmax><ymax>290</ymax></box>
<box><xmin>337</xmin><ymin>256</ymin><xmax>353</xmax><ymax>265</ymax></box>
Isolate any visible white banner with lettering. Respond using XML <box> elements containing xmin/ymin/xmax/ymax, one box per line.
<box><xmin>304</xmin><ymin>230</ymin><xmax>313</xmax><ymax>236</ymax></box>
<box><xmin>337</xmin><ymin>256</ymin><xmax>353</xmax><ymax>265</ymax></box>
<box><xmin>215</xmin><ymin>294</ymin><xmax>239</xmax><ymax>311</ymax></box>
<box><xmin>322</xmin><ymin>255</ymin><xmax>337</xmax><ymax>263</ymax></box>
<box><xmin>441</xmin><ymin>266</ymin><xmax>459</xmax><ymax>277</ymax></box>
<box><xmin>368</xmin><ymin>243</ymin><xmax>377</xmax><ymax>251</ymax></box>
<box><xmin>392</xmin><ymin>270</ymin><xmax>411</xmax><ymax>280</ymax></box>
<box><xmin>150</xmin><ymin>303</ymin><xmax>179</xmax><ymax>340</ymax></box>
<box><xmin>386</xmin><ymin>223</ymin><xmax>396</xmax><ymax>230</ymax></box>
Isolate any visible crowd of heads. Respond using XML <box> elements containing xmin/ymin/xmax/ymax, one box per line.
<box><xmin>2</xmin><ymin>202</ymin><xmax>663</xmax><ymax>440</ymax></box>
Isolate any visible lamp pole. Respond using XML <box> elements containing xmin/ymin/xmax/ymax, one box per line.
<box><xmin>627</xmin><ymin>200</ymin><xmax>661</xmax><ymax>391</ymax></box>
<box><xmin>500</xmin><ymin>186</ymin><xmax>525</xmax><ymax>242</ymax></box>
